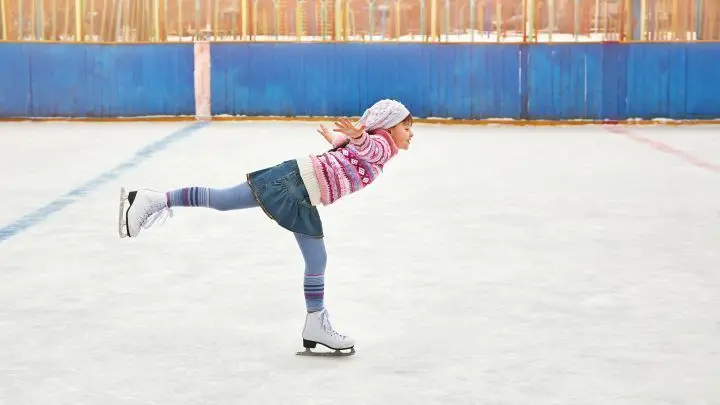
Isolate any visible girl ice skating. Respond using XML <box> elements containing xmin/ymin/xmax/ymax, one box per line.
<box><xmin>118</xmin><ymin>99</ymin><xmax>414</xmax><ymax>356</ymax></box>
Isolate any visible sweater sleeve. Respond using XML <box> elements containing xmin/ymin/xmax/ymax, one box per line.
<box><xmin>352</xmin><ymin>131</ymin><xmax>396</xmax><ymax>165</ymax></box>
<box><xmin>332</xmin><ymin>133</ymin><xmax>350</xmax><ymax>148</ymax></box>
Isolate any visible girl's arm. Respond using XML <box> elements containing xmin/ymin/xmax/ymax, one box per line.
<box><xmin>333</xmin><ymin>119</ymin><xmax>396</xmax><ymax>165</ymax></box>
<box><xmin>318</xmin><ymin>124</ymin><xmax>350</xmax><ymax>148</ymax></box>
<box><xmin>352</xmin><ymin>131</ymin><xmax>395</xmax><ymax>165</ymax></box>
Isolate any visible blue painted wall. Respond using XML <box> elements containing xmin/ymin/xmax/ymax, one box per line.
<box><xmin>212</xmin><ymin>42</ymin><xmax>720</xmax><ymax>121</ymax></box>
<box><xmin>211</xmin><ymin>43</ymin><xmax>522</xmax><ymax>120</ymax></box>
<box><xmin>525</xmin><ymin>44</ymin><xmax>604</xmax><ymax>120</ymax></box>
<box><xmin>0</xmin><ymin>43</ymin><xmax>195</xmax><ymax>118</ymax></box>
<box><xmin>1</xmin><ymin>42</ymin><xmax>719</xmax><ymax>120</ymax></box>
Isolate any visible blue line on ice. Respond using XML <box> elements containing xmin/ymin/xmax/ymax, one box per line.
<box><xmin>0</xmin><ymin>121</ymin><xmax>209</xmax><ymax>245</ymax></box>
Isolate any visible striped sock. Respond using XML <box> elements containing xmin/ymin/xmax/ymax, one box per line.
<box><xmin>295</xmin><ymin>233</ymin><xmax>326</xmax><ymax>313</ymax></box>
<box><xmin>304</xmin><ymin>272</ymin><xmax>325</xmax><ymax>312</ymax></box>
<box><xmin>166</xmin><ymin>187</ymin><xmax>210</xmax><ymax>207</ymax></box>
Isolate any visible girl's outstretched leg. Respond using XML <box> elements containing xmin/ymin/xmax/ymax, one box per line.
<box><xmin>295</xmin><ymin>233</ymin><xmax>355</xmax><ymax>354</ymax></box>
<box><xmin>119</xmin><ymin>182</ymin><xmax>258</xmax><ymax>238</ymax></box>
<box><xmin>166</xmin><ymin>183</ymin><xmax>258</xmax><ymax>211</ymax></box>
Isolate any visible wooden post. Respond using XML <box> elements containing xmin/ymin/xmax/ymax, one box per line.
<box><xmin>137</xmin><ymin>0</ymin><xmax>144</xmax><ymax>40</ymax></box>
<box><xmin>194</xmin><ymin>0</ymin><xmax>201</xmax><ymax>39</ymax></box>
<box><xmin>64</xmin><ymin>0</ymin><xmax>71</xmax><ymax>38</ymax></box>
<box><xmin>242</xmin><ymin>0</ymin><xmax>248</xmax><ymax>39</ymax></box>
<box><xmin>19</xmin><ymin>0</ymin><xmax>24</xmax><ymax>40</ymax></box>
<box><xmin>125</xmin><ymin>0</ymin><xmax>133</xmax><ymax>41</ymax></box>
<box><xmin>443</xmin><ymin>0</ymin><xmax>448</xmax><ymax>41</ymax></box>
<box><xmin>678</xmin><ymin>0</ymin><xmax>687</xmax><ymax>40</ymax></box>
<box><xmin>137</xmin><ymin>0</ymin><xmax>143</xmax><ymax>40</ymax></box>
<box><xmin>231</xmin><ymin>0</ymin><xmax>237</xmax><ymax>38</ymax></box>
<box><xmin>35</xmin><ymin>0</ymin><xmax>45</xmax><ymax>40</ymax></box>
<box><xmin>573</xmin><ymin>0</ymin><xmax>579</xmax><ymax>39</ymax></box>
<box><xmin>214</xmin><ymin>0</ymin><xmax>220</xmax><ymax>39</ymax></box>
<box><xmin>206</xmin><ymin>0</ymin><xmax>211</xmax><ymax>34</ymax></box>
<box><xmin>629</xmin><ymin>0</ymin><xmax>643</xmax><ymax>41</ymax></box>
<box><xmin>115</xmin><ymin>0</ymin><xmax>123</xmax><ymax>40</ymax></box>
<box><xmin>549</xmin><ymin>0</ymin><xmax>554</xmax><ymax>41</ymax></box>
<box><xmin>395</xmin><ymin>0</ymin><xmax>400</xmax><ymax>39</ymax></box>
<box><xmin>344</xmin><ymin>0</ymin><xmax>349</xmax><ymax>40</ymax></box>
<box><xmin>51</xmin><ymin>0</ymin><xmax>58</xmax><ymax>40</ymax></box>
<box><xmin>146</xmin><ymin>0</ymin><xmax>151</xmax><ymax>40</ymax></box>
<box><xmin>88</xmin><ymin>0</ymin><xmax>94</xmax><ymax>39</ymax></box>
<box><xmin>619</xmin><ymin>0</ymin><xmax>625</xmax><ymax>40</ymax></box>
<box><xmin>694</xmin><ymin>0</ymin><xmax>701</xmax><ymax>40</ymax></box>
<box><xmin>272</xmin><ymin>0</ymin><xmax>278</xmax><ymax>39</ymax></box>
<box><xmin>470</xmin><ymin>0</ymin><xmax>476</xmax><ymax>42</ymax></box>
<box><xmin>430</xmin><ymin>0</ymin><xmax>436</xmax><ymax>40</ymax></box>
<box><xmin>603</xmin><ymin>0</ymin><xmax>608</xmax><ymax>38</ymax></box>
<box><xmin>639</xmin><ymin>0</ymin><xmax>646</xmax><ymax>40</ymax></box>
<box><xmin>522</xmin><ymin>0</ymin><xmax>526</xmax><ymax>42</ymax></box>
<box><xmin>495</xmin><ymin>0</ymin><xmax>501</xmax><ymax>42</ymax></box>
<box><xmin>178</xmin><ymin>0</ymin><xmax>183</xmax><ymax>39</ymax></box>
<box><xmin>252</xmin><ymin>0</ymin><xmax>258</xmax><ymax>38</ymax></box>
<box><xmin>161</xmin><ymin>0</ymin><xmax>167</xmax><ymax>40</ymax></box>
<box><xmin>0</xmin><ymin>0</ymin><xmax>7</xmax><ymax>40</ymax></box>
<box><xmin>419</xmin><ymin>0</ymin><xmax>425</xmax><ymax>40</ymax></box>
<box><xmin>76</xmin><ymin>0</ymin><xmax>84</xmax><ymax>40</ymax></box>
<box><xmin>39</xmin><ymin>0</ymin><xmax>44</xmax><ymax>40</ymax></box>
<box><xmin>527</xmin><ymin>0</ymin><xmax>534</xmax><ymax>41</ymax></box>
<box><xmin>99</xmin><ymin>0</ymin><xmax>107</xmax><ymax>40</ymax></box>
<box><xmin>476</xmin><ymin>0</ymin><xmax>483</xmax><ymax>41</ymax></box>
<box><xmin>31</xmin><ymin>0</ymin><xmax>35</xmax><ymax>38</ymax></box>
<box><xmin>153</xmin><ymin>0</ymin><xmax>160</xmax><ymax>40</ymax></box>
<box><xmin>295</xmin><ymin>0</ymin><xmax>302</xmax><ymax>39</ymax></box>
<box><xmin>128</xmin><ymin>0</ymin><xmax>134</xmax><ymax>40</ymax></box>
<box><xmin>594</xmin><ymin>0</ymin><xmax>599</xmax><ymax>34</ymax></box>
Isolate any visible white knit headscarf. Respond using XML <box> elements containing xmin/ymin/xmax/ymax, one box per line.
<box><xmin>357</xmin><ymin>99</ymin><xmax>411</xmax><ymax>132</ymax></box>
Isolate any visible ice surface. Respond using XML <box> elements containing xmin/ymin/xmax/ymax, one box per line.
<box><xmin>1</xmin><ymin>121</ymin><xmax>719</xmax><ymax>405</ymax></box>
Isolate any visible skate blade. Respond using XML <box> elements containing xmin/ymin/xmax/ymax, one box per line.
<box><xmin>119</xmin><ymin>187</ymin><xmax>128</xmax><ymax>238</ymax></box>
<box><xmin>296</xmin><ymin>347</ymin><xmax>355</xmax><ymax>357</ymax></box>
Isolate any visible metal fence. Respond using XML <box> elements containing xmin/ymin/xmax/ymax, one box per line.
<box><xmin>1</xmin><ymin>0</ymin><xmax>718</xmax><ymax>42</ymax></box>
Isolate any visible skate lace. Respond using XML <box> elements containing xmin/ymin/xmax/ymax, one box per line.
<box><xmin>142</xmin><ymin>206</ymin><xmax>174</xmax><ymax>230</ymax></box>
<box><xmin>321</xmin><ymin>310</ymin><xmax>346</xmax><ymax>340</ymax></box>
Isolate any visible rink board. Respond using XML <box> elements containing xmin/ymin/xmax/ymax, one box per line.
<box><xmin>0</xmin><ymin>42</ymin><xmax>719</xmax><ymax>120</ymax></box>
<box><xmin>0</xmin><ymin>43</ymin><xmax>195</xmax><ymax>118</ymax></box>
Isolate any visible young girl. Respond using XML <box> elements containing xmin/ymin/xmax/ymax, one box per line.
<box><xmin>118</xmin><ymin>99</ymin><xmax>414</xmax><ymax>356</ymax></box>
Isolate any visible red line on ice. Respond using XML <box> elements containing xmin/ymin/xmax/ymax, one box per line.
<box><xmin>603</xmin><ymin>125</ymin><xmax>720</xmax><ymax>174</ymax></box>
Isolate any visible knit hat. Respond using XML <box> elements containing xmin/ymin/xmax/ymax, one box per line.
<box><xmin>357</xmin><ymin>99</ymin><xmax>411</xmax><ymax>132</ymax></box>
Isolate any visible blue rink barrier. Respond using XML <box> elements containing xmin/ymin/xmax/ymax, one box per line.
<box><xmin>210</xmin><ymin>42</ymin><xmax>523</xmax><ymax>120</ymax></box>
<box><xmin>1</xmin><ymin>41</ymin><xmax>719</xmax><ymax>121</ymax></box>
<box><xmin>211</xmin><ymin>41</ymin><xmax>719</xmax><ymax>121</ymax></box>
<box><xmin>0</xmin><ymin>43</ymin><xmax>195</xmax><ymax>118</ymax></box>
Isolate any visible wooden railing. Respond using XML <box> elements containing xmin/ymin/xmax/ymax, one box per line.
<box><xmin>1</xmin><ymin>0</ymin><xmax>718</xmax><ymax>42</ymax></box>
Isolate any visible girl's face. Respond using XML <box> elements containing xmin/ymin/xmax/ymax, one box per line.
<box><xmin>388</xmin><ymin>118</ymin><xmax>414</xmax><ymax>150</ymax></box>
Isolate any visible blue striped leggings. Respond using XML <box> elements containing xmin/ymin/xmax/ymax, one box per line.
<box><xmin>166</xmin><ymin>182</ymin><xmax>326</xmax><ymax>312</ymax></box>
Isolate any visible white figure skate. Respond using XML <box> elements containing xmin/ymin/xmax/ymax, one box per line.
<box><xmin>296</xmin><ymin>308</ymin><xmax>355</xmax><ymax>357</ymax></box>
<box><xmin>119</xmin><ymin>187</ymin><xmax>173</xmax><ymax>238</ymax></box>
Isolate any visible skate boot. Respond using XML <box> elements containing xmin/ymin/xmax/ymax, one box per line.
<box><xmin>296</xmin><ymin>308</ymin><xmax>355</xmax><ymax>357</ymax></box>
<box><xmin>118</xmin><ymin>187</ymin><xmax>173</xmax><ymax>238</ymax></box>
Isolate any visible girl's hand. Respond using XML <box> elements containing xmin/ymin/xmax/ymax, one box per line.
<box><xmin>317</xmin><ymin>124</ymin><xmax>334</xmax><ymax>144</ymax></box>
<box><xmin>333</xmin><ymin>118</ymin><xmax>366</xmax><ymax>139</ymax></box>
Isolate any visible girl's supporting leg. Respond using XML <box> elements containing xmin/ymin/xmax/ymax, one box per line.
<box><xmin>166</xmin><ymin>182</ymin><xmax>258</xmax><ymax>211</ymax></box>
<box><xmin>295</xmin><ymin>233</ymin><xmax>355</xmax><ymax>353</ymax></box>
<box><xmin>294</xmin><ymin>232</ymin><xmax>327</xmax><ymax>313</ymax></box>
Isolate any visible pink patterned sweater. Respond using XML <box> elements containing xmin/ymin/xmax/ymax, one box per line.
<box><xmin>297</xmin><ymin>129</ymin><xmax>398</xmax><ymax>206</ymax></box>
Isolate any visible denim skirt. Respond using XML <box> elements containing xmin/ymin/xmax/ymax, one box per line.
<box><xmin>246</xmin><ymin>159</ymin><xmax>324</xmax><ymax>238</ymax></box>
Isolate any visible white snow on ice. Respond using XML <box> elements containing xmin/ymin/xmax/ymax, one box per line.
<box><xmin>1</xmin><ymin>121</ymin><xmax>719</xmax><ymax>404</ymax></box>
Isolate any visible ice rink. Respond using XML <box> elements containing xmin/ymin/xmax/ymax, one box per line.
<box><xmin>1</xmin><ymin>121</ymin><xmax>719</xmax><ymax>404</ymax></box>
